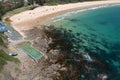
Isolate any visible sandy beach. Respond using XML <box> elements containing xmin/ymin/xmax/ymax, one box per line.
<box><xmin>10</xmin><ymin>0</ymin><xmax>120</xmax><ymax>37</ymax></box>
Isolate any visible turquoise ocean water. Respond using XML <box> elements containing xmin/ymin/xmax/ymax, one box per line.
<box><xmin>48</xmin><ymin>5</ymin><xmax>120</xmax><ymax>79</ymax></box>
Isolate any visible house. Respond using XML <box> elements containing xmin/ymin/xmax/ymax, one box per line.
<box><xmin>0</xmin><ymin>21</ymin><xmax>8</xmax><ymax>32</ymax></box>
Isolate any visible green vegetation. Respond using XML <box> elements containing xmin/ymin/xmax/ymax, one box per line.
<box><xmin>0</xmin><ymin>33</ymin><xmax>7</xmax><ymax>47</ymax></box>
<box><xmin>3</xmin><ymin>6</ymin><xmax>34</xmax><ymax>18</ymax></box>
<box><xmin>0</xmin><ymin>0</ymin><xmax>24</xmax><ymax>20</ymax></box>
<box><xmin>0</xmin><ymin>49</ymin><xmax>19</xmax><ymax>71</ymax></box>
<box><xmin>0</xmin><ymin>33</ymin><xmax>19</xmax><ymax>71</ymax></box>
<box><xmin>46</xmin><ymin>0</ymin><xmax>99</xmax><ymax>5</ymax></box>
<box><xmin>28</xmin><ymin>0</ymin><xmax>100</xmax><ymax>5</ymax></box>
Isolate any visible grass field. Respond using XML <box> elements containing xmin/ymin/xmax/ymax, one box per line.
<box><xmin>18</xmin><ymin>42</ymin><xmax>43</xmax><ymax>60</ymax></box>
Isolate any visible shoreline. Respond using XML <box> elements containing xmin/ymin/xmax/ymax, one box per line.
<box><xmin>9</xmin><ymin>0</ymin><xmax>120</xmax><ymax>37</ymax></box>
<box><xmin>4</xmin><ymin>1</ymin><xmax>120</xmax><ymax>79</ymax></box>
<box><xmin>50</xmin><ymin>4</ymin><xmax>120</xmax><ymax>23</ymax></box>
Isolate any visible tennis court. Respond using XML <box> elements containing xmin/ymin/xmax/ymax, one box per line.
<box><xmin>19</xmin><ymin>42</ymin><xmax>43</xmax><ymax>60</ymax></box>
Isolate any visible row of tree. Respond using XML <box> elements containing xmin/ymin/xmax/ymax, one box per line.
<box><xmin>27</xmin><ymin>0</ymin><xmax>47</xmax><ymax>5</ymax></box>
<box><xmin>0</xmin><ymin>0</ymin><xmax>24</xmax><ymax>20</ymax></box>
<box><xmin>0</xmin><ymin>0</ymin><xmax>98</xmax><ymax>20</ymax></box>
<box><xmin>27</xmin><ymin>0</ymin><xmax>98</xmax><ymax>5</ymax></box>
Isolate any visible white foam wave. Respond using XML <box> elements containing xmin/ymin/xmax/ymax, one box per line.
<box><xmin>52</xmin><ymin>4</ymin><xmax>120</xmax><ymax>22</ymax></box>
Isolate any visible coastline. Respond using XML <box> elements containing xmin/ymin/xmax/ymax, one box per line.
<box><xmin>9</xmin><ymin>0</ymin><xmax>120</xmax><ymax>37</ymax></box>
<box><xmin>3</xmin><ymin>1</ymin><xmax>120</xmax><ymax>79</ymax></box>
<box><xmin>51</xmin><ymin>4</ymin><xmax>120</xmax><ymax>23</ymax></box>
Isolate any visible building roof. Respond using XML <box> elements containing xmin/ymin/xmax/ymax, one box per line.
<box><xmin>0</xmin><ymin>21</ymin><xmax>8</xmax><ymax>32</ymax></box>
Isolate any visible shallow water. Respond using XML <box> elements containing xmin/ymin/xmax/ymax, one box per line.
<box><xmin>49</xmin><ymin>5</ymin><xmax>120</xmax><ymax>79</ymax></box>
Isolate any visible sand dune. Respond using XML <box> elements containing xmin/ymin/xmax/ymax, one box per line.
<box><xmin>10</xmin><ymin>0</ymin><xmax>120</xmax><ymax>37</ymax></box>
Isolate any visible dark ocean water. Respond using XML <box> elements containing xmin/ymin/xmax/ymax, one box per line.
<box><xmin>48</xmin><ymin>5</ymin><xmax>120</xmax><ymax>79</ymax></box>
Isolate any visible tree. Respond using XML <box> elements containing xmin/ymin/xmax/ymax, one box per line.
<box><xmin>0</xmin><ymin>0</ymin><xmax>24</xmax><ymax>20</ymax></box>
<box><xmin>28</xmin><ymin>0</ymin><xmax>34</xmax><ymax>5</ymax></box>
<box><xmin>36</xmin><ymin>0</ymin><xmax>45</xmax><ymax>5</ymax></box>
<box><xmin>0</xmin><ymin>2</ymin><xmax>4</xmax><ymax>20</ymax></box>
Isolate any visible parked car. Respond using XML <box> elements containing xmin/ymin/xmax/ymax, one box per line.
<box><xmin>9</xmin><ymin>52</ymin><xmax>18</xmax><ymax>56</ymax></box>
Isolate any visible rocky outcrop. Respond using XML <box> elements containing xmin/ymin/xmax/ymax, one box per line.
<box><xmin>23</xmin><ymin>26</ymin><xmax>111</xmax><ymax>80</ymax></box>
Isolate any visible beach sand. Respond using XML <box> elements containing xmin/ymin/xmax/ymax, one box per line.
<box><xmin>10</xmin><ymin>0</ymin><xmax>120</xmax><ymax>37</ymax></box>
